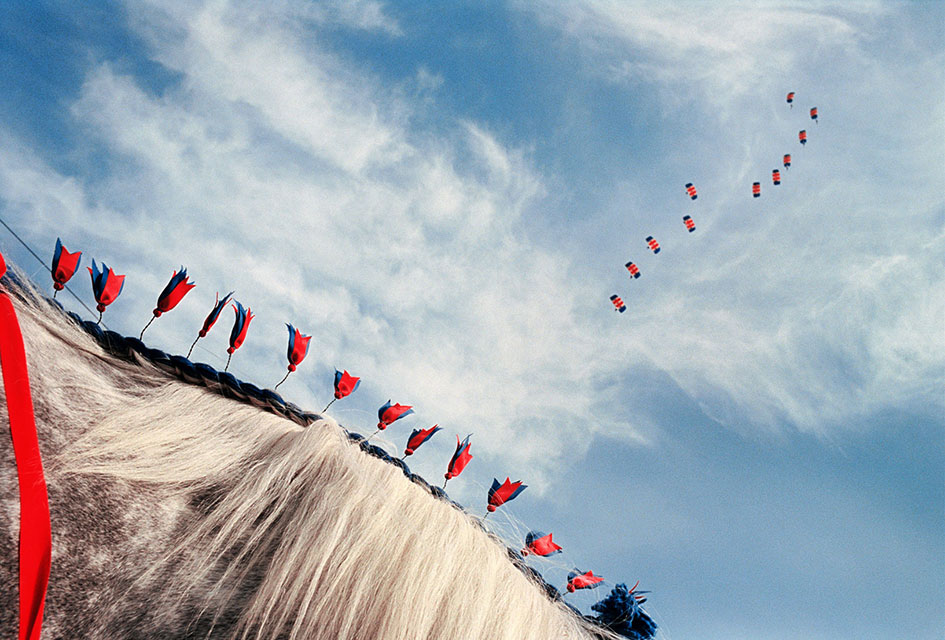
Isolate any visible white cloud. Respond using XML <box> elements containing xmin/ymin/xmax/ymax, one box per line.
<box><xmin>520</xmin><ymin>0</ymin><xmax>886</xmax><ymax>108</ymax></box>
<box><xmin>0</xmin><ymin>135</ymin><xmax>90</xmax><ymax>238</ymax></box>
<box><xmin>0</xmin><ymin>0</ymin><xmax>637</xmax><ymax>492</ymax></box>
<box><xmin>1</xmin><ymin>0</ymin><xmax>941</xmax><ymax>500</ymax></box>
<box><xmin>301</xmin><ymin>0</ymin><xmax>404</xmax><ymax>35</ymax></box>
<box><xmin>514</xmin><ymin>0</ymin><xmax>945</xmax><ymax>433</ymax></box>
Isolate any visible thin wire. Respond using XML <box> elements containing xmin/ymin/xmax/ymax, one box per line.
<box><xmin>273</xmin><ymin>370</ymin><xmax>291</xmax><ymax>390</ymax></box>
<box><xmin>0</xmin><ymin>216</ymin><xmax>107</xmax><ymax>329</ymax></box>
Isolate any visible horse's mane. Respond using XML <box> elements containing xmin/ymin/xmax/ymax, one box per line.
<box><xmin>0</xmin><ymin>270</ymin><xmax>618</xmax><ymax>640</ymax></box>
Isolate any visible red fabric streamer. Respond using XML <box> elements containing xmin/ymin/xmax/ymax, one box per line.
<box><xmin>0</xmin><ymin>252</ymin><xmax>51</xmax><ymax>640</ymax></box>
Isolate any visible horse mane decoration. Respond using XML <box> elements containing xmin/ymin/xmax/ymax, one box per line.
<box><xmin>0</xmin><ymin>244</ymin><xmax>657</xmax><ymax>639</ymax></box>
<box><xmin>139</xmin><ymin>267</ymin><xmax>196</xmax><ymax>340</ymax></box>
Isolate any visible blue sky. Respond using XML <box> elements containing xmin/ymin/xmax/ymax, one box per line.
<box><xmin>1</xmin><ymin>1</ymin><xmax>942</xmax><ymax>638</ymax></box>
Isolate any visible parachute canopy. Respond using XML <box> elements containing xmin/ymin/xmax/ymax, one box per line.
<box><xmin>683</xmin><ymin>215</ymin><xmax>695</xmax><ymax>233</ymax></box>
<box><xmin>625</xmin><ymin>262</ymin><xmax>641</xmax><ymax>279</ymax></box>
<box><xmin>783</xmin><ymin>153</ymin><xmax>791</xmax><ymax>168</ymax></box>
<box><xmin>772</xmin><ymin>169</ymin><xmax>781</xmax><ymax>185</ymax></box>
<box><xmin>810</xmin><ymin>106</ymin><xmax>818</xmax><ymax>121</ymax></box>
<box><xmin>752</xmin><ymin>182</ymin><xmax>761</xmax><ymax>198</ymax></box>
<box><xmin>786</xmin><ymin>91</ymin><xmax>795</xmax><ymax>105</ymax></box>
<box><xmin>684</xmin><ymin>183</ymin><xmax>698</xmax><ymax>200</ymax></box>
<box><xmin>799</xmin><ymin>130</ymin><xmax>807</xmax><ymax>145</ymax></box>
<box><xmin>645</xmin><ymin>236</ymin><xmax>660</xmax><ymax>254</ymax></box>
<box><xmin>610</xmin><ymin>294</ymin><xmax>626</xmax><ymax>313</ymax></box>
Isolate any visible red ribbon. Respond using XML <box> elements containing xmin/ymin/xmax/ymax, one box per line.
<box><xmin>0</xmin><ymin>252</ymin><xmax>51</xmax><ymax>640</ymax></box>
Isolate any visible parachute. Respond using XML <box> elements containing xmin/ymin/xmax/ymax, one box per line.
<box><xmin>603</xmin><ymin>89</ymin><xmax>828</xmax><ymax>317</ymax></box>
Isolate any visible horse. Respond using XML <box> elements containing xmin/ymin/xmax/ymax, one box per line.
<box><xmin>0</xmin><ymin>266</ymin><xmax>620</xmax><ymax>639</ymax></box>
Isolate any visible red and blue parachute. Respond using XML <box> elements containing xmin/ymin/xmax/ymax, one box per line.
<box><xmin>783</xmin><ymin>153</ymin><xmax>791</xmax><ymax>169</ymax></box>
<box><xmin>645</xmin><ymin>236</ymin><xmax>660</xmax><ymax>254</ymax></box>
<box><xmin>772</xmin><ymin>169</ymin><xmax>781</xmax><ymax>185</ymax></box>
<box><xmin>752</xmin><ymin>182</ymin><xmax>761</xmax><ymax>198</ymax></box>
<box><xmin>624</xmin><ymin>262</ymin><xmax>640</xmax><ymax>279</ymax></box>
<box><xmin>610</xmin><ymin>295</ymin><xmax>626</xmax><ymax>313</ymax></box>
<box><xmin>786</xmin><ymin>91</ymin><xmax>795</xmax><ymax>107</ymax></box>
<box><xmin>683</xmin><ymin>215</ymin><xmax>695</xmax><ymax>232</ymax></box>
<box><xmin>684</xmin><ymin>183</ymin><xmax>698</xmax><ymax>200</ymax></box>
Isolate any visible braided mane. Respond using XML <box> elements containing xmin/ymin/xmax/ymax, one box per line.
<box><xmin>0</xmin><ymin>270</ymin><xmax>619</xmax><ymax>640</ymax></box>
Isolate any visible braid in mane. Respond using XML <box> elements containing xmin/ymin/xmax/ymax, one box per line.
<box><xmin>0</xmin><ymin>268</ymin><xmax>621</xmax><ymax>640</ymax></box>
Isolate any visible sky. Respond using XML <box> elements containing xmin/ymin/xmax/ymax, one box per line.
<box><xmin>0</xmin><ymin>1</ymin><xmax>943</xmax><ymax>638</ymax></box>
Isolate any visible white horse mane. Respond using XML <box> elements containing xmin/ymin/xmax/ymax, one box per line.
<box><xmin>0</xmin><ymin>271</ymin><xmax>617</xmax><ymax>639</ymax></box>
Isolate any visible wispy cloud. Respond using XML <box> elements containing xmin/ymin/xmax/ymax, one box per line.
<box><xmin>2</xmin><ymin>3</ymin><xmax>941</xmax><ymax>633</ymax></box>
<box><xmin>520</xmin><ymin>1</ymin><xmax>887</xmax><ymax>108</ymax></box>
<box><xmin>514</xmin><ymin>0</ymin><xmax>945</xmax><ymax>432</ymax></box>
<box><xmin>0</xmin><ymin>0</ymin><xmax>941</xmax><ymax>498</ymax></box>
<box><xmin>0</xmin><ymin>0</ymin><xmax>638</xmax><ymax>493</ymax></box>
